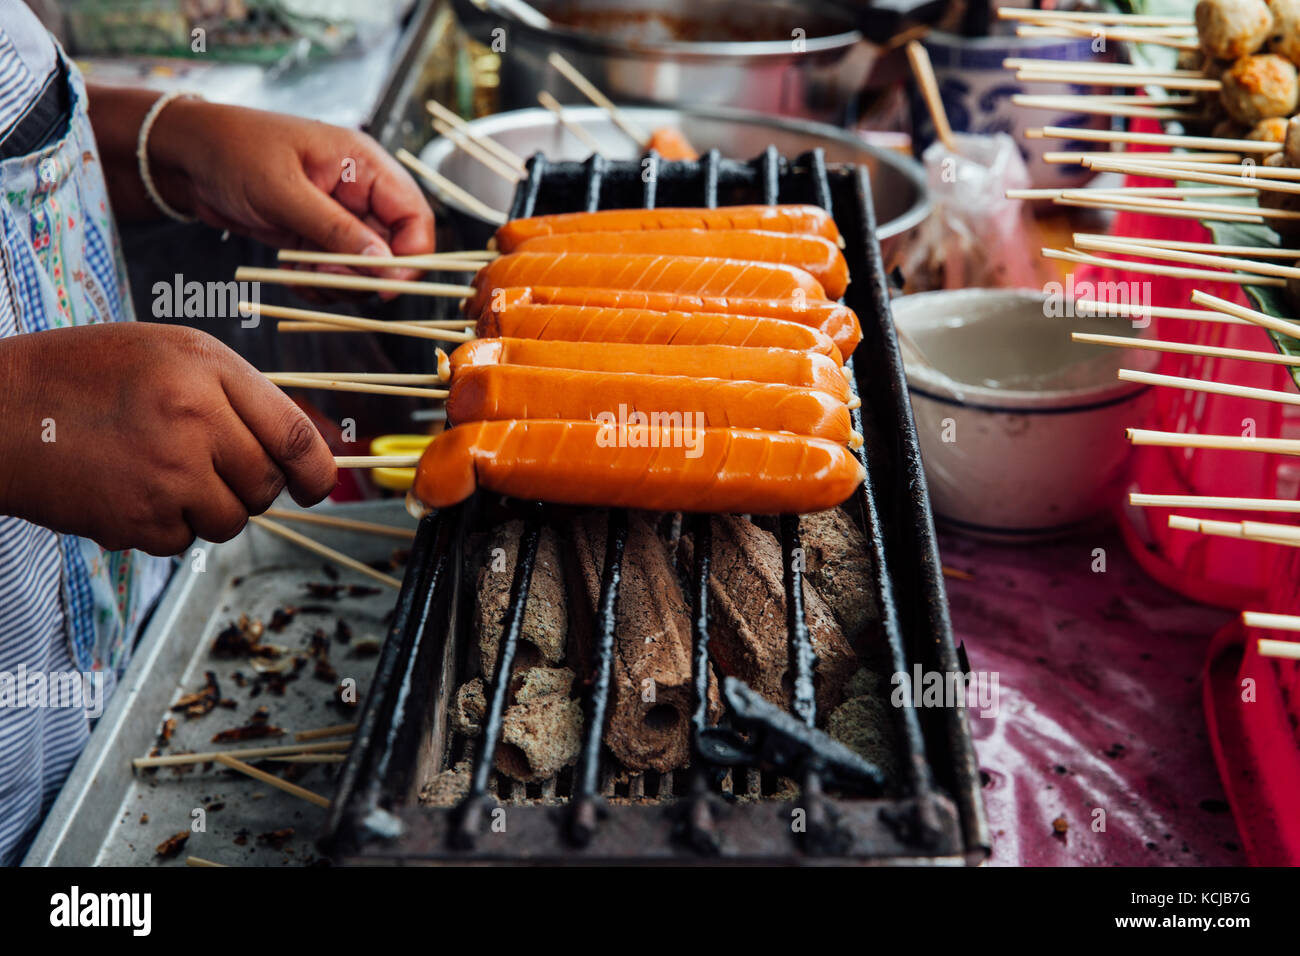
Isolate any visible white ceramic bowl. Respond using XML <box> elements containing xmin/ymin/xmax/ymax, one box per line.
<box><xmin>892</xmin><ymin>289</ymin><xmax>1155</xmax><ymax>540</ymax></box>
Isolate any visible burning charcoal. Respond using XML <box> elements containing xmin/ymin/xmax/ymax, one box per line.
<box><xmin>826</xmin><ymin>669</ymin><xmax>900</xmax><ymax>785</ymax></box>
<box><xmin>567</xmin><ymin>512</ymin><xmax>714</xmax><ymax>772</ymax></box>
<box><xmin>155</xmin><ymin>832</ymin><xmax>189</xmax><ymax>858</ymax></box>
<box><xmin>798</xmin><ymin>508</ymin><xmax>884</xmax><ymax>658</ymax></box>
<box><xmin>419</xmin><ymin>760</ymin><xmax>472</xmax><ymax>806</ymax></box>
<box><xmin>475</xmin><ymin>521</ymin><xmax>567</xmax><ymax>679</ymax></box>
<box><xmin>334</xmin><ymin>620</ymin><xmax>353</xmax><ymax>645</ymax></box>
<box><xmin>239</xmin><ymin>614</ymin><xmax>265</xmax><ymax>642</ymax></box>
<box><xmin>495</xmin><ymin>691</ymin><xmax>583</xmax><ymax>783</ymax></box>
<box><xmin>347</xmin><ymin>585</ymin><xmax>382</xmax><ymax>598</ymax></box>
<box><xmin>218</xmin><ymin>699</ymin><xmax>237</xmax><ymax>709</ymax></box>
<box><xmin>680</xmin><ymin>515</ymin><xmax>856</xmax><ymax>718</ymax></box>
<box><xmin>257</xmin><ymin>828</ymin><xmax>294</xmax><ymax>850</ymax></box>
<box><xmin>212</xmin><ymin>623</ymin><xmax>252</xmax><ymax>657</ymax></box>
<box><xmin>212</xmin><ymin>721</ymin><xmax>285</xmax><ymax>743</ymax></box>
<box><xmin>304</xmin><ymin>582</ymin><xmax>343</xmax><ymax>600</ymax></box>
<box><xmin>453</xmin><ymin>678</ymin><xmax>486</xmax><ymax>736</ymax></box>
<box><xmin>511</xmin><ymin>666</ymin><xmax>574</xmax><ymax>702</ymax></box>
<box><xmin>268</xmin><ymin>607</ymin><xmax>298</xmax><ymax>632</ymax></box>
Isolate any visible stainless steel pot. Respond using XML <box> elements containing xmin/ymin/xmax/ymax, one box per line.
<box><xmin>416</xmin><ymin>104</ymin><xmax>931</xmax><ymax>260</ymax></box>
<box><xmin>452</xmin><ymin>0</ymin><xmax>878</xmax><ymax>125</ymax></box>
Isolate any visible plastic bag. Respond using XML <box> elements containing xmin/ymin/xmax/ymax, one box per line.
<box><xmin>895</xmin><ymin>132</ymin><xmax>1054</xmax><ymax>293</ymax></box>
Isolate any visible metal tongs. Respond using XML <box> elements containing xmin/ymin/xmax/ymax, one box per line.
<box><xmin>696</xmin><ymin>677</ymin><xmax>887</xmax><ymax>794</ymax></box>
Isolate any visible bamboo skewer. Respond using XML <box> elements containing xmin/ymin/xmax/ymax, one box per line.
<box><xmin>395</xmin><ymin>147</ymin><xmax>508</xmax><ymax>225</ymax></box>
<box><xmin>1041</xmin><ymin>248</ymin><xmax>1286</xmax><ymax>286</ymax></box>
<box><xmin>1055</xmin><ymin>194</ymin><xmax>1271</xmax><ymax>224</ymax></box>
<box><xmin>1128</xmin><ymin>427</ymin><xmax>1300</xmax><ymax>457</ymax></box>
<box><xmin>335</xmin><ymin>454</ymin><xmax>422</xmax><ymax>468</ymax></box>
<box><xmin>241</xmin><ymin>302</ymin><xmax>474</xmax><ymax>342</ymax></box>
<box><xmin>276</xmin><ymin>249</ymin><xmax>492</xmax><ymax>270</ymax></box>
<box><xmin>1061</xmin><ymin>191</ymin><xmax>1300</xmax><ymax>222</ymax></box>
<box><xmin>1076</xmin><ymin>233</ymin><xmax>1300</xmax><ymax>259</ymax></box>
<box><xmin>186</xmin><ymin>856</ymin><xmax>227</xmax><ymax>867</ymax></box>
<box><xmin>1131</xmin><ymin>493</ymin><xmax>1300</xmax><ymax>513</ymax></box>
<box><xmin>1167</xmin><ymin>515</ymin><xmax>1300</xmax><ymax>547</ymax></box>
<box><xmin>236</xmin><ymin>266</ymin><xmax>474</xmax><ymax>299</ymax></box>
<box><xmin>547</xmin><ymin>51</ymin><xmax>650</xmax><ymax>147</ymax></box>
<box><xmin>1074</xmin><ymin>331</ymin><xmax>1300</xmax><ymax>367</ymax></box>
<box><xmin>212</xmin><ymin>752</ymin><xmax>331</xmax><ymax>809</ymax></box>
<box><xmin>431</xmin><ymin>117</ymin><xmax>523</xmax><ymax>183</ymax></box>
<box><xmin>998</xmin><ymin>10</ymin><xmax>1193</xmax><ymax>26</ymax></box>
<box><xmin>278</xmin><ymin>319</ymin><xmax>476</xmax><ymax>334</ymax></box>
<box><xmin>263</xmin><ymin>754</ymin><xmax>347</xmax><ymax>764</ymax></box>
<box><xmin>1118</xmin><ymin>367</ymin><xmax>1300</xmax><ymax>407</ymax></box>
<box><xmin>907</xmin><ymin>41</ymin><xmax>958</xmax><ymax>153</ymax></box>
<box><xmin>266</xmin><ymin>372</ymin><xmax>445</xmax><ymax>385</ymax></box>
<box><xmin>1190</xmin><ymin>290</ymin><xmax>1300</xmax><ymax>339</ymax></box>
<box><xmin>1031</xmin><ymin>126</ymin><xmax>1275</xmax><ymax>153</ymax></box>
<box><xmin>1092</xmin><ymin>159</ymin><xmax>1300</xmax><ymax>182</ymax></box>
<box><xmin>1012</xmin><ymin>25</ymin><xmax>1198</xmax><ymax>49</ymax></box>
<box><xmin>1044</xmin><ymin>151</ymin><xmax>1244</xmax><ymax>165</ymax></box>
<box><xmin>1008</xmin><ymin>186</ymin><xmax>1255</xmax><ymax>200</ymax></box>
<box><xmin>426</xmin><ymin>100</ymin><xmax>528</xmax><ymax>174</ymax></box>
<box><xmin>295</xmin><ymin>722</ymin><xmax>359</xmax><ymax>742</ymax></box>
<box><xmin>266</xmin><ymin>374</ymin><xmax>448</xmax><ymax>399</ymax></box>
<box><xmin>262</xmin><ymin>508</ymin><xmax>416</xmax><ymax>542</ymax></box>
<box><xmin>248</xmin><ymin>515</ymin><xmax>402</xmax><ymax>590</ymax></box>
<box><xmin>1086</xmin><ymin>159</ymin><xmax>1300</xmax><ymax>197</ymax></box>
<box><xmin>1075</xmin><ymin>236</ymin><xmax>1300</xmax><ymax>280</ymax></box>
<box><xmin>1071</xmin><ymin>301</ymin><xmax>1249</xmax><ymax>325</ymax></box>
<box><xmin>538</xmin><ymin>90</ymin><xmax>604</xmax><ymax>153</ymax></box>
<box><xmin>1016</xmin><ymin>71</ymin><xmax>1221</xmax><ymax>91</ymax></box>
<box><xmin>133</xmin><ymin>739</ymin><xmax>350</xmax><ymax>769</ymax></box>
<box><xmin>1243</xmin><ymin>611</ymin><xmax>1300</xmax><ymax>631</ymax></box>
<box><xmin>1003</xmin><ymin>57</ymin><xmax>1203</xmax><ymax>76</ymax></box>
<box><xmin>1012</xmin><ymin>97</ymin><xmax>1192</xmax><ymax>119</ymax></box>
<box><xmin>1258</xmin><ymin>639</ymin><xmax>1300</xmax><ymax>659</ymax></box>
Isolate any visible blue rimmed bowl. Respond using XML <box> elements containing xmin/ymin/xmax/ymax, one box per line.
<box><xmin>893</xmin><ymin>289</ymin><xmax>1156</xmax><ymax>540</ymax></box>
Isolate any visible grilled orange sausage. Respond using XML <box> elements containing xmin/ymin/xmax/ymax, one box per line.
<box><xmin>477</xmin><ymin>303</ymin><xmax>838</xmax><ymax>357</ymax></box>
<box><xmin>411</xmin><ymin>420</ymin><xmax>864</xmax><ymax>514</ymax></box>
<box><xmin>449</xmin><ymin>338</ymin><xmax>852</xmax><ymax>401</ymax></box>
<box><xmin>446</xmin><ymin>364</ymin><xmax>853</xmax><ymax>442</ymax></box>
<box><xmin>512</xmin><ymin>230</ymin><xmax>849</xmax><ymax>299</ymax></box>
<box><xmin>647</xmin><ymin>128</ymin><xmax>699</xmax><ymax>160</ymax></box>
<box><xmin>493</xmin><ymin>205</ymin><xmax>843</xmax><ymax>251</ymax></box>
<box><xmin>469</xmin><ymin>253</ymin><xmax>826</xmax><ymax>316</ymax></box>
<box><xmin>472</xmin><ymin>286</ymin><xmax>862</xmax><ymax>360</ymax></box>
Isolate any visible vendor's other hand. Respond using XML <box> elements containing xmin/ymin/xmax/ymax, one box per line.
<box><xmin>150</xmin><ymin>101</ymin><xmax>436</xmax><ymax>293</ymax></box>
<box><xmin>0</xmin><ymin>324</ymin><xmax>337</xmax><ymax>556</ymax></box>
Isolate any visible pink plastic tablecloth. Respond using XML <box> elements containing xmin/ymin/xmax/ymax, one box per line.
<box><xmin>938</xmin><ymin>526</ymin><xmax>1245</xmax><ymax>866</ymax></box>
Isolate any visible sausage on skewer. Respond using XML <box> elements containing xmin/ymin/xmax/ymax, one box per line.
<box><xmin>492</xmin><ymin>205</ymin><xmax>844</xmax><ymax>250</ymax></box>
<box><xmin>409</xmin><ymin>420</ymin><xmax>865</xmax><ymax>514</ymax></box>
<box><xmin>449</xmin><ymin>338</ymin><xmax>853</xmax><ymax>401</ymax></box>
<box><xmin>446</xmin><ymin>364</ymin><xmax>856</xmax><ymax>443</ymax></box>
<box><xmin>477</xmin><ymin>302</ymin><xmax>840</xmax><ymax>357</ymax></box>
<box><xmin>510</xmin><ymin>229</ymin><xmax>851</xmax><ymax>299</ymax></box>
<box><xmin>478</xmin><ymin>286</ymin><xmax>862</xmax><ymax>360</ymax></box>
<box><xmin>469</xmin><ymin>253</ymin><xmax>827</xmax><ymax>316</ymax></box>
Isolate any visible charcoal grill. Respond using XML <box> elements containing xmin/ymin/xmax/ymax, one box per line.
<box><xmin>322</xmin><ymin>147</ymin><xmax>990</xmax><ymax>864</ymax></box>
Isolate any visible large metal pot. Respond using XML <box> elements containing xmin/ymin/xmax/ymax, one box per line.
<box><xmin>417</xmin><ymin>104</ymin><xmax>931</xmax><ymax>260</ymax></box>
<box><xmin>452</xmin><ymin>0</ymin><xmax>878</xmax><ymax>125</ymax></box>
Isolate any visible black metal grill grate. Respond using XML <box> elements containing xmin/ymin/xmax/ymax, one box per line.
<box><xmin>322</xmin><ymin>148</ymin><xmax>989</xmax><ymax>864</ymax></box>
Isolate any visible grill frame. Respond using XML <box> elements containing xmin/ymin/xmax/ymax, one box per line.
<box><xmin>321</xmin><ymin>148</ymin><xmax>989</xmax><ymax>864</ymax></box>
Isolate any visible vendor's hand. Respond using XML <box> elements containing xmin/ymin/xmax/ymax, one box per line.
<box><xmin>0</xmin><ymin>324</ymin><xmax>337</xmax><ymax>556</ymax></box>
<box><xmin>148</xmin><ymin>100</ymin><xmax>436</xmax><ymax>288</ymax></box>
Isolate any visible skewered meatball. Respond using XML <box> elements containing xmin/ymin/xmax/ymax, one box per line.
<box><xmin>1219</xmin><ymin>54</ymin><xmax>1300</xmax><ymax>124</ymax></box>
<box><xmin>1197</xmin><ymin>0</ymin><xmax>1275</xmax><ymax>60</ymax></box>
<box><xmin>1266</xmin><ymin>0</ymin><xmax>1300</xmax><ymax>66</ymax></box>
<box><xmin>1247</xmin><ymin>115</ymin><xmax>1291</xmax><ymax>140</ymax></box>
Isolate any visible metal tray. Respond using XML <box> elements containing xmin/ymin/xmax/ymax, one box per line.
<box><xmin>22</xmin><ymin>501</ymin><xmax>413</xmax><ymax>867</ymax></box>
<box><xmin>323</xmin><ymin>148</ymin><xmax>991</xmax><ymax>864</ymax></box>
